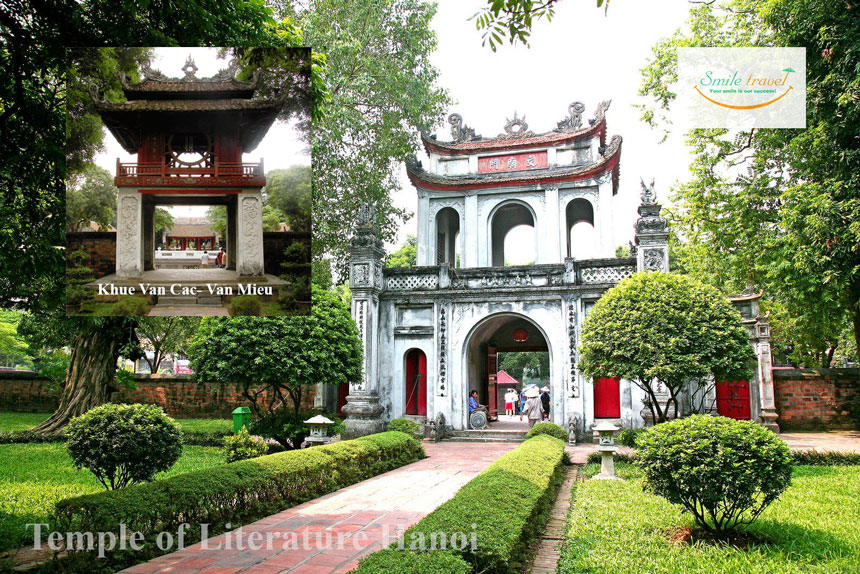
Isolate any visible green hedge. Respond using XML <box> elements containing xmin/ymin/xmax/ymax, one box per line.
<box><xmin>791</xmin><ymin>450</ymin><xmax>860</xmax><ymax>466</ymax></box>
<box><xmin>354</xmin><ymin>434</ymin><xmax>564</xmax><ymax>573</ymax></box>
<box><xmin>0</xmin><ymin>428</ymin><xmax>231</xmax><ymax>446</ymax></box>
<box><xmin>54</xmin><ymin>431</ymin><xmax>423</xmax><ymax>565</ymax></box>
<box><xmin>350</xmin><ymin>549</ymin><xmax>470</xmax><ymax>573</ymax></box>
<box><xmin>524</xmin><ymin>422</ymin><xmax>567</xmax><ymax>441</ymax></box>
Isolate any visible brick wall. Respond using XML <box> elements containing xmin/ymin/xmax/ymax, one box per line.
<box><xmin>773</xmin><ymin>368</ymin><xmax>859</xmax><ymax>430</ymax></box>
<box><xmin>0</xmin><ymin>373</ymin><xmax>315</xmax><ymax>418</ymax></box>
<box><xmin>67</xmin><ymin>232</ymin><xmax>116</xmax><ymax>278</ymax></box>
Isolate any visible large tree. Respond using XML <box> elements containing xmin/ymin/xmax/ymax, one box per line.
<box><xmin>639</xmin><ymin>0</ymin><xmax>860</xmax><ymax>366</ymax></box>
<box><xmin>384</xmin><ymin>235</ymin><xmax>417</xmax><ymax>268</ymax></box>
<box><xmin>283</xmin><ymin>0</ymin><xmax>450</xmax><ymax>274</ymax></box>
<box><xmin>188</xmin><ymin>287</ymin><xmax>362</xmax><ymax>419</ymax></box>
<box><xmin>263</xmin><ymin>166</ymin><xmax>312</xmax><ymax>232</ymax></box>
<box><xmin>18</xmin><ymin>314</ymin><xmax>142</xmax><ymax>434</ymax></box>
<box><xmin>579</xmin><ymin>272</ymin><xmax>754</xmax><ymax>424</ymax></box>
<box><xmin>66</xmin><ymin>164</ymin><xmax>116</xmax><ymax>232</ymax></box>
<box><xmin>135</xmin><ymin>318</ymin><xmax>199</xmax><ymax>374</ymax></box>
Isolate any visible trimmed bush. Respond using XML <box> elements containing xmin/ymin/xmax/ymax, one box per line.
<box><xmin>0</xmin><ymin>430</ymin><xmax>67</xmax><ymax>444</ymax></box>
<box><xmin>792</xmin><ymin>450</ymin><xmax>860</xmax><ymax>466</ymax></box>
<box><xmin>54</xmin><ymin>432</ymin><xmax>424</xmax><ymax>565</ymax></box>
<box><xmin>586</xmin><ymin>451</ymin><xmax>638</xmax><ymax>465</ymax></box>
<box><xmin>222</xmin><ymin>427</ymin><xmax>269</xmax><ymax>462</ymax></box>
<box><xmin>617</xmin><ymin>426</ymin><xmax>645</xmax><ymax>448</ymax></box>
<box><xmin>352</xmin><ymin>549</ymin><xmax>470</xmax><ymax>573</ymax></box>
<box><xmin>525</xmin><ymin>422</ymin><xmax>567</xmax><ymax>441</ymax></box>
<box><xmin>250</xmin><ymin>410</ymin><xmax>344</xmax><ymax>450</ymax></box>
<box><xmin>109</xmin><ymin>296</ymin><xmax>148</xmax><ymax>316</ymax></box>
<box><xmin>636</xmin><ymin>415</ymin><xmax>793</xmax><ymax>533</ymax></box>
<box><xmin>66</xmin><ymin>403</ymin><xmax>182</xmax><ymax>490</ymax></box>
<box><xmin>231</xmin><ymin>294</ymin><xmax>262</xmax><ymax>316</ymax></box>
<box><xmin>374</xmin><ymin>434</ymin><xmax>564</xmax><ymax>573</ymax></box>
<box><xmin>388</xmin><ymin>418</ymin><xmax>422</xmax><ymax>441</ymax></box>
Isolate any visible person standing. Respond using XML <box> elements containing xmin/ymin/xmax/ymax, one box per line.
<box><xmin>201</xmin><ymin>250</ymin><xmax>210</xmax><ymax>269</ymax></box>
<box><xmin>520</xmin><ymin>387</ymin><xmax>543</xmax><ymax>428</ymax></box>
<box><xmin>216</xmin><ymin>247</ymin><xmax>225</xmax><ymax>268</ymax></box>
<box><xmin>504</xmin><ymin>388</ymin><xmax>517</xmax><ymax>417</ymax></box>
<box><xmin>540</xmin><ymin>386</ymin><xmax>551</xmax><ymax>421</ymax></box>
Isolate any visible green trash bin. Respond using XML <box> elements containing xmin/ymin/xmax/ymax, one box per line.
<box><xmin>232</xmin><ymin>407</ymin><xmax>251</xmax><ymax>433</ymax></box>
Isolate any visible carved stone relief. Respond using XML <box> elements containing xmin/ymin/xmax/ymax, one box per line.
<box><xmin>241</xmin><ymin>196</ymin><xmax>263</xmax><ymax>275</ymax></box>
<box><xmin>118</xmin><ymin>196</ymin><xmax>139</xmax><ymax>271</ymax></box>
<box><xmin>437</xmin><ymin>305</ymin><xmax>448</xmax><ymax>396</ymax></box>
<box><xmin>643</xmin><ymin>248</ymin><xmax>666</xmax><ymax>271</ymax></box>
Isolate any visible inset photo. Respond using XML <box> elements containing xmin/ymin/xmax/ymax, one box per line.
<box><xmin>66</xmin><ymin>47</ymin><xmax>311</xmax><ymax>316</ymax></box>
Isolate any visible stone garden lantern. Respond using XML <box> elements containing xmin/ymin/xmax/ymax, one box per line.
<box><xmin>593</xmin><ymin>421</ymin><xmax>621</xmax><ymax>480</ymax></box>
<box><xmin>304</xmin><ymin>415</ymin><xmax>334</xmax><ymax>447</ymax></box>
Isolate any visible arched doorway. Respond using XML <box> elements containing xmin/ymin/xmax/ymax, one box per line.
<box><xmin>463</xmin><ymin>314</ymin><xmax>551</xmax><ymax>428</ymax></box>
<box><xmin>404</xmin><ymin>348</ymin><xmax>427</xmax><ymax>416</ymax></box>
<box><xmin>566</xmin><ymin>198</ymin><xmax>595</xmax><ymax>259</ymax></box>
<box><xmin>490</xmin><ymin>202</ymin><xmax>536</xmax><ymax>266</ymax></box>
<box><xmin>435</xmin><ymin>207</ymin><xmax>460</xmax><ymax>266</ymax></box>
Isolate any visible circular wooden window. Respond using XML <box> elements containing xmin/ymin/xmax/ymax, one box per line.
<box><xmin>167</xmin><ymin>133</ymin><xmax>213</xmax><ymax>166</ymax></box>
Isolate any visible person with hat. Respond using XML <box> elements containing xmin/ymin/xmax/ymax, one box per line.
<box><xmin>520</xmin><ymin>386</ymin><xmax>543</xmax><ymax>428</ymax></box>
<box><xmin>540</xmin><ymin>386</ymin><xmax>551</xmax><ymax>421</ymax></box>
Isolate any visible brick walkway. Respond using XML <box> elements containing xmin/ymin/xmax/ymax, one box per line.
<box><xmin>121</xmin><ymin>442</ymin><xmax>515</xmax><ymax>574</ymax></box>
<box><xmin>524</xmin><ymin>456</ymin><xmax>579</xmax><ymax>574</ymax></box>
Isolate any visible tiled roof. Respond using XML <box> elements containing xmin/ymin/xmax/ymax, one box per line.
<box><xmin>96</xmin><ymin>98</ymin><xmax>283</xmax><ymax>113</ymax></box>
<box><xmin>407</xmin><ymin>135</ymin><xmax>622</xmax><ymax>191</ymax></box>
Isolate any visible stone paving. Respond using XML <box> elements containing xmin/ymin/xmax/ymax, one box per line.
<box><xmin>524</xmin><ymin>456</ymin><xmax>579</xmax><ymax>574</ymax></box>
<box><xmin>120</xmin><ymin>442</ymin><xmax>514</xmax><ymax>574</ymax></box>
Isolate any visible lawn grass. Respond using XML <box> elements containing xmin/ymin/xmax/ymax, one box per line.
<box><xmin>0</xmin><ymin>412</ymin><xmax>232</xmax><ymax>434</ymax></box>
<box><xmin>559</xmin><ymin>463</ymin><xmax>860</xmax><ymax>573</ymax></box>
<box><xmin>0</xmin><ymin>443</ymin><xmax>224</xmax><ymax>551</ymax></box>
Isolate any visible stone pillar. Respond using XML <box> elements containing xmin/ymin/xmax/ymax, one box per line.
<box><xmin>634</xmin><ymin>178</ymin><xmax>669</xmax><ymax>273</ymax></box>
<box><xmin>142</xmin><ymin>201</ymin><xmax>155</xmax><ymax>271</ymax></box>
<box><xmin>464</xmin><ymin>192</ymin><xmax>479</xmax><ymax>267</ymax></box>
<box><xmin>730</xmin><ymin>286</ymin><xmax>780</xmax><ymax>432</ymax></box>
<box><xmin>226</xmin><ymin>199</ymin><xmax>237</xmax><ymax>271</ymax></box>
<box><xmin>597</xmin><ymin>178</ymin><xmax>614</xmax><ymax>257</ymax></box>
<box><xmin>416</xmin><ymin>191</ymin><xmax>430</xmax><ymax>266</ymax></box>
<box><xmin>116</xmin><ymin>189</ymin><xmax>143</xmax><ymax>279</ymax></box>
<box><xmin>544</xmin><ymin>185</ymin><xmax>561</xmax><ymax>263</ymax></box>
<box><xmin>342</xmin><ymin>203</ymin><xmax>386</xmax><ymax>439</ymax></box>
<box><xmin>236</xmin><ymin>191</ymin><xmax>265</xmax><ymax>276</ymax></box>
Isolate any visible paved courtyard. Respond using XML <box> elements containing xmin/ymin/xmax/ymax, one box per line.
<box><xmin>121</xmin><ymin>442</ymin><xmax>515</xmax><ymax>574</ymax></box>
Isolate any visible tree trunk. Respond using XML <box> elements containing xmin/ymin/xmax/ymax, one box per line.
<box><xmin>32</xmin><ymin>327</ymin><xmax>123</xmax><ymax>434</ymax></box>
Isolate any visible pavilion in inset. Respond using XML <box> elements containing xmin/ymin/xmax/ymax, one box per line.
<box><xmin>94</xmin><ymin>57</ymin><xmax>282</xmax><ymax>279</ymax></box>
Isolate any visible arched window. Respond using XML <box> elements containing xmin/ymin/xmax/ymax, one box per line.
<box><xmin>566</xmin><ymin>198</ymin><xmax>595</xmax><ymax>259</ymax></box>
<box><xmin>490</xmin><ymin>202</ymin><xmax>536</xmax><ymax>267</ymax></box>
<box><xmin>435</xmin><ymin>207</ymin><xmax>460</xmax><ymax>266</ymax></box>
<box><xmin>405</xmin><ymin>349</ymin><xmax>427</xmax><ymax>415</ymax></box>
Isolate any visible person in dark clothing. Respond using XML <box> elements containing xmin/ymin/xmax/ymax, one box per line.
<box><xmin>540</xmin><ymin>386</ymin><xmax>551</xmax><ymax>421</ymax></box>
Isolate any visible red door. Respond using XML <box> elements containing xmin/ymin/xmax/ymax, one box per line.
<box><xmin>336</xmin><ymin>382</ymin><xmax>349</xmax><ymax>417</ymax></box>
<box><xmin>716</xmin><ymin>380</ymin><xmax>751</xmax><ymax>420</ymax></box>
<box><xmin>593</xmin><ymin>377</ymin><xmax>621</xmax><ymax>418</ymax></box>
<box><xmin>487</xmin><ymin>346</ymin><xmax>498</xmax><ymax>421</ymax></box>
<box><xmin>405</xmin><ymin>349</ymin><xmax>427</xmax><ymax>416</ymax></box>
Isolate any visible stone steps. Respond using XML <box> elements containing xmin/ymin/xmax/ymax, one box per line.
<box><xmin>445</xmin><ymin>429</ymin><xmax>527</xmax><ymax>443</ymax></box>
<box><xmin>156</xmin><ymin>295</ymin><xmax>222</xmax><ymax>306</ymax></box>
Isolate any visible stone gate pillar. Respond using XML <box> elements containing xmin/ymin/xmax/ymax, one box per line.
<box><xmin>342</xmin><ymin>203</ymin><xmax>386</xmax><ymax>438</ymax></box>
<box><xmin>237</xmin><ymin>191</ymin><xmax>265</xmax><ymax>276</ymax></box>
<box><xmin>116</xmin><ymin>189</ymin><xmax>143</xmax><ymax>279</ymax></box>
<box><xmin>634</xmin><ymin>178</ymin><xmax>669</xmax><ymax>273</ymax></box>
<box><xmin>730</xmin><ymin>286</ymin><xmax>780</xmax><ymax>432</ymax></box>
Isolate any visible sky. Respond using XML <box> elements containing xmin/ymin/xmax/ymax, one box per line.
<box><xmin>94</xmin><ymin>47</ymin><xmax>310</xmax><ymax>218</ymax></box>
<box><xmin>389</xmin><ymin>0</ymin><xmax>694</xmax><ymax>259</ymax></box>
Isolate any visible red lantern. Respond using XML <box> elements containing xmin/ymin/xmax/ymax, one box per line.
<box><xmin>512</xmin><ymin>328</ymin><xmax>529</xmax><ymax>342</ymax></box>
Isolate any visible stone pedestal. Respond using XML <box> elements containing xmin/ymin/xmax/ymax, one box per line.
<box><xmin>342</xmin><ymin>394</ymin><xmax>385</xmax><ymax>439</ymax></box>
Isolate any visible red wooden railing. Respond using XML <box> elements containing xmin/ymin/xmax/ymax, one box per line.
<box><xmin>116</xmin><ymin>159</ymin><xmax>264</xmax><ymax>178</ymax></box>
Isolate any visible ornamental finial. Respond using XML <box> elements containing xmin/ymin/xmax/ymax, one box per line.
<box><xmin>182</xmin><ymin>55</ymin><xmax>198</xmax><ymax>80</ymax></box>
<box><xmin>640</xmin><ymin>177</ymin><xmax>657</xmax><ymax>206</ymax></box>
